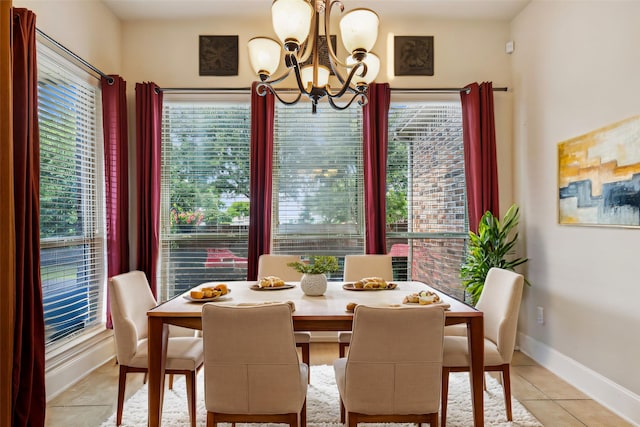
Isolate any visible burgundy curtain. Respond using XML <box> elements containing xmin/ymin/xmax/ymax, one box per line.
<box><xmin>11</xmin><ymin>8</ymin><xmax>46</xmax><ymax>426</ymax></box>
<box><xmin>461</xmin><ymin>82</ymin><xmax>499</xmax><ymax>232</ymax></box>
<box><xmin>362</xmin><ymin>83</ymin><xmax>391</xmax><ymax>254</ymax></box>
<box><xmin>102</xmin><ymin>75</ymin><xmax>129</xmax><ymax>328</ymax></box>
<box><xmin>247</xmin><ymin>82</ymin><xmax>275</xmax><ymax>280</ymax></box>
<box><xmin>135</xmin><ymin>82</ymin><xmax>162</xmax><ymax>297</ymax></box>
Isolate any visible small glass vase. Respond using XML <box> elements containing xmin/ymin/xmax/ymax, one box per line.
<box><xmin>300</xmin><ymin>273</ymin><xmax>327</xmax><ymax>296</ymax></box>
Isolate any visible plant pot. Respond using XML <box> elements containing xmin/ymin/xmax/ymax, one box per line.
<box><xmin>300</xmin><ymin>273</ymin><xmax>327</xmax><ymax>296</ymax></box>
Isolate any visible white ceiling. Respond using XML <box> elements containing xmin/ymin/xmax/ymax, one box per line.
<box><xmin>102</xmin><ymin>0</ymin><xmax>531</xmax><ymax>21</ymax></box>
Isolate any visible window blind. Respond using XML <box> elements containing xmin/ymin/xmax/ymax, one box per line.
<box><xmin>160</xmin><ymin>100</ymin><xmax>251</xmax><ymax>300</ymax></box>
<box><xmin>386</xmin><ymin>101</ymin><xmax>468</xmax><ymax>298</ymax></box>
<box><xmin>272</xmin><ymin>102</ymin><xmax>365</xmax><ymax>260</ymax></box>
<box><xmin>37</xmin><ymin>43</ymin><xmax>106</xmax><ymax>350</ymax></box>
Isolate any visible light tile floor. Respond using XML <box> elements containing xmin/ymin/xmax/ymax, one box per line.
<box><xmin>45</xmin><ymin>343</ymin><xmax>633</xmax><ymax>427</ymax></box>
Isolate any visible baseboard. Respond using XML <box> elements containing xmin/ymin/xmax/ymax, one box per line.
<box><xmin>518</xmin><ymin>332</ymin><xmax>640</xmax><ymax>426</ymax></box>
<box><xmin>45</xmin><ymin>329</ymin><xmax>115</xmax><ymax>401</ymax></box>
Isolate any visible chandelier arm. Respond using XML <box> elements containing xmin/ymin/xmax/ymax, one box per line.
<box><xmin>289</xmin><ymin>55</ymin><xmax>313</xmax><ymax>96</ymax></box>
<box><xmin>327</xmin><ymin>91</ymin><xmax>368</xmax><ymax>110</ymax></box>
<box><xmin>325</xmin><ymin>62</ymin><xmax>367</xmax><ymax>98</ymax></box>
<box><xmin>296</xmin><ymin>9</ymin><xmax>318</xmax><ymax>65</ymax></box>
<box><xmin>271</xmin><ymin>89</ymin><xmax>303</xmax><ymax>105</ymax></box>
<box><xmin>261</xmin><ymin>67</ymin><xmax>293</xmax><ymax>86</ymax></box>
<box><xmin>256</xmin><ymin>82</ymin><xmax>303</xmax><ymax>105</ymax></box>
<box><xmin>323</xmin><ymin>0</ymin><xmax>350</xmax><ymax>85</ymax></box>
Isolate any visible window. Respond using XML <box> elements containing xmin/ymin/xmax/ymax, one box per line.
<box><xmin>271</xmin><ymin>102</ymin><xmax>364</xmax><ymax>276</ymax></box>
<box><xmin>160</xmin><ymin>99</ymin><xmax>251</xmax><ymax>301</ymax></box>
<box><xmin>38</xmin><ymin>43</ymin><xmax>106</xmax><ymax>350</ymax></box>
<box><xmin>386</xmin><ymin>100</ymin><xmax>468</xmax><ymax>299</ymax></box>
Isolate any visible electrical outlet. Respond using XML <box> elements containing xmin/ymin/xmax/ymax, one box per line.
<box><xmin>536</xmin><ymin>306</ymin><xmax>544</xmax><ymax>324</ymax></box>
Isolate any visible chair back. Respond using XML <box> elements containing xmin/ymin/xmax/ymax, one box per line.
<box><xmin>344</xmin><ymin>305</ymin><xmax>445</xmax><ymax>415</ymax></box>
<box><xmin>343</xmin><ymin>254</ymin><xmax>393</xmax><ymax>281</ymax></box>
<box><xmin>476</xmin><ymin>267</ymin><xmax>525</xmax><ymax>364</ymax></box>
<box><xmin>257</xmin><ymin>254</ymin><xmax>303</xmax><ymax>281</ymax></box>
<box><xmin>202</xmin><ymin>303</ymin><xmax>306</xmax><ymax>414</ymax></box>
<box><xmin>108</xmin><ymin>270</ymin><xmax>157</xmax><ymax>366</ymax></box>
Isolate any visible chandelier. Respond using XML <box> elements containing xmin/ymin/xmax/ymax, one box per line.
<box><xmin>248</xmin><ymin>0</ymin><xmax>380</xmax><ymax>113</ymax></box>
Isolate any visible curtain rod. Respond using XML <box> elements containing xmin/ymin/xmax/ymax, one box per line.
<box><xmin>36</xmin><ymin>28</ymin><xmax>114</xmax><ymax>85</ymax></box>
<box><xmin>157</xmin><ymin>86</ymin><xmax>508</xmax><ymax>94</ymax></box>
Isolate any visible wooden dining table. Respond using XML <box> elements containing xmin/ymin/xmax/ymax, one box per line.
<box><xmin>147</xmin><ymin>280</ymin><xmax>485</xmax><ymax>427</ymax></box>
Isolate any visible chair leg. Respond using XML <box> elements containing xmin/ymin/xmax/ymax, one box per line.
<box><xmin>116</xmin><ymin>365</ymin><xmax>127</xmax><ymax>426</ymax></box>
<box><xmin>185</xmin><ymin>371</ymin><xmax>196</xmax><ymax>427</ymax></box>
<box><xmin>440</xmin><ymin>367</ymin><xmax>450</xmax><ymax>427</ymax></box>
<box><xmin>206</xmin><ymin>411</ymin><xmax>214</xmax><ymax>427</ymax></box>
<box><xmin>299</xmin><ymin>343</ymin><xmax>310</xmax><ymax>383</ymax></box>
<box><xmin>338</xmin><ymin>342</ymin><xmax>348</xmax><ymax>358</ymax></box>
<box><xmin>301</xmin><ymin>398</ymin><xmax>307</xmax><ymax>427</ymax></box>
<box><xmin>501</xmin><ymin>365</ymin><xmax>513</xmax><ymax>421</ymax></box>
<box><xmin>169</xmin><ymin>373</ymin><xmax>174</xmax><ymax>390</ymax></box>
<box><xmin>430</xmin><ymin>412</ymin><xmax>439</xmax><ymax>427</ymax></box>
<box><xmin>340</xmin><ymin>397</ymin><xmax>345</xmax><ymax>423</ymax></box>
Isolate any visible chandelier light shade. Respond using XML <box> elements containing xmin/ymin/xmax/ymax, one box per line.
<box><xmin>248</xmin><ymin>37</ymin><xmax>282</xmax><ymax>76</ymax></box>
<box><xmin>250</xmin><ymin>0</ymin><xmax>380</xmax><ymax>113</ymax></box>
<box><xmin>271</xmin><ymin>0</ymin><xmax>313</xmax><ymax>47</ymax></box>
<box><xmin>339</xmin><ymin>9</ymin><xmax>379</xmax><ymax>53</ymax></box>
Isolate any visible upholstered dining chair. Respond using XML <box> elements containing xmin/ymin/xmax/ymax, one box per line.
<box><xmin>441</xmin><ymin>267</ymin><xmax>525</xmax><ymax>427</ymax></box>
<box><xmin>109</xmin><ymin>271</ymin><xmax>204</xmax><ymax>427</ymax></box>
<box><xmin>202</xmin><ymin>303</ymin><xmax>308</xmax><ymax>427</ymax></box>
<box><xmin>339</xmin><ymin>254</ymin><xmax>394</xmax><ymax>357</ymax></box>
<box><xmin>257</xmin><ymin>254</ymin><xmax>311</xmax><ymax>381</ymax></box>
<box><xmin>334</xmin><ymin>305</ymin><xmax>446</xmax><ymax>427</ymax></box>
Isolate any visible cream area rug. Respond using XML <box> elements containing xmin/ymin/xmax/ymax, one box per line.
<box><xmin>101</xmin><ymin>365</ymin><xmax>541</xmax><ymax>427</ymax></box>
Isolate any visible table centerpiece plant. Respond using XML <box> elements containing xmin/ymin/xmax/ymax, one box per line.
<box><xmin>288</xmin><ymin>255</ymin><xmax>339</xmax><ymax>296</ymax></box>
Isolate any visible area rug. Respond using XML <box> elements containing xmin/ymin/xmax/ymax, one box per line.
<box><xmin>101</xmin><ymin>365</ymin><xmax>541</xmax><ymax>427</ymax></box>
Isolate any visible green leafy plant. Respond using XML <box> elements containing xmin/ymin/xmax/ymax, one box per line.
<box><xmin>288</xmin><ymin>256</ymin><xmax>339</xmax><ymax>275</ymax></box>
<box><xmin>461</xmin><ymin>204</ymin><xmax>529</xmax><ymax>305</ymax></box>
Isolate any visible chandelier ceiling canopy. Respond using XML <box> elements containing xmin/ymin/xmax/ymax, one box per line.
<box><xmin>248</xmin><ymin>0</ymin><xmax>380</xmax><ymax>113</ymax></box>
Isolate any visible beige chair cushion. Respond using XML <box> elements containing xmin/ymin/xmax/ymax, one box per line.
<box><xmin>343</xmin><ymin>255</ymin><xmax>394</xmax><ymax>282</ymax></box>
<box><xmin>202</xmin><ymin>303</ymin><xmax>308</xmax><ymax>414</ymax></box>
<box><xmin>334</xmin><ymin>305</ymin><xmax>445</xmax><ymax>415</ymax></box>
<box><xmin>257</xmin><ymin>254</ymin><xmax>303</xmax><ymax>281</ymax></box>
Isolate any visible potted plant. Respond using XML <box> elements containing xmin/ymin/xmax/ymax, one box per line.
<box><xmin>460</xmin><ymin>204</ymin><xmax>529</xmax><ymax>305</ymax></box>
<box><xmin>288</xmin><ymin>255</ymin><xmax>339</xmax><ymax>296</ymax></box>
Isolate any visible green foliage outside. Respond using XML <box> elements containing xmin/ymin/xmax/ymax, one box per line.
<box><xmin>460</xmin><ymin>204</ymin><xmax>529</xmax><ymax>305</ymax></box>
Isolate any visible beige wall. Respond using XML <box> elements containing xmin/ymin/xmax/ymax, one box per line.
<box><xmin>17</xmin><ymin>0</ymin><xmax>121</xmax><ymax>73</ymax></box>
<box><xmin>512</xmin><ymin>1</ymin><xmax>640</xmax><ymax>422</ymax></box>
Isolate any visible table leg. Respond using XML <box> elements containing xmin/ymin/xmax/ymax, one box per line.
<box><xmin>148</xmin><ymin>317</ymin><xmax>168</xmax><ymax>427</ymax></box>
<box><xmin>468</xmin><ymin>315</ymin><xmax>485</xmax><ymax>427</ymax></box>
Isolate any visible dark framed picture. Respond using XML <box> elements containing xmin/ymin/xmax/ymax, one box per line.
<box><xmin>394</xmin><ymin>36</ymin><xmax>434</xmax><ymax>76</ymax></box>
<box><xmin>300</xmin><ymin>35</ymin><xmax>337</xmax><ymax>74</ymax></box>
<box><xmin>199</xmin><ymin>35</ymin><xmax>238</xmax><ymax>76</ymax></box>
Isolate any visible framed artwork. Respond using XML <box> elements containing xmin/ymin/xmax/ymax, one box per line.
<box><xmin>300</xmin><ymin>35</ymin><xmax>337</xmax><ymax>74</ymax></box>
<box><xmin>558</xmin><ymin>115</ymin><xmax>640</xmax><ymax>227</ymax></box>
<box><xmin>199</xmin><ymin>35</ymin><xmax>238</xmax><ymax>76</ymax></box>
<box><xmin>394</xmin><ymin>36</ymin><xmax>434</xmax><ymax>76</ymax></box>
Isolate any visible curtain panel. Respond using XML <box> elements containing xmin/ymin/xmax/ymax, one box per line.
<box><xmin>11</xmin><ymin>8</ymin><xmax>46</xmax><ymax>426</ymax></box>
<box><xmin>1</xmin><ymin>0</ymin><xmax>16</xmax><ymax>424</ymax></box>
<box><xmin>247</xmin><ymin>82</ymin><xmax>275</xmax><ymax>280</ymax></box>
<box><xmin>362</xmin><ymin>83</ymin><xmax>391</xmax><ymax>254</ymax></box>
<box><xmin>102</xmin><ymin>75</ymin><xmax>130</xmax><ymax>328</ymax></box>
<box><xmin>461</xmin><ymin>81</ymin><xmax>499</xmax><ymax>232</ymax></box>
<box><xmin>135</xmin><ymin>82</ymin><xmax>163</xmax><ymax>296</ymax></box>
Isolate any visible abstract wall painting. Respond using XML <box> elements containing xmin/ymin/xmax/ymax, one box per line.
<box><xmin>558</xmin><ymin>115</ymin><xmax>640</xmax><ymax>227</ymax></box>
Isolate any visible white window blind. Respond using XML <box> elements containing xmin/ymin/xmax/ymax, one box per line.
<box><xmin>37</xmin><ymin>43</ymin><xmax>106</xmax><ymax>350</ymax></box>
<box><xmin>386</xmin><ymin>101</ymin><xmax>468</xmax><ymax>298</ymax></box>
<box><xmin>160</xmin><ymin>100</ymin><xmax>251</xmax><ymax>301</ymax></box>
<box><xmin>272</xmin><ymin>103</ymin><xmax>364</xmax><ymax>261</ymax></box>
